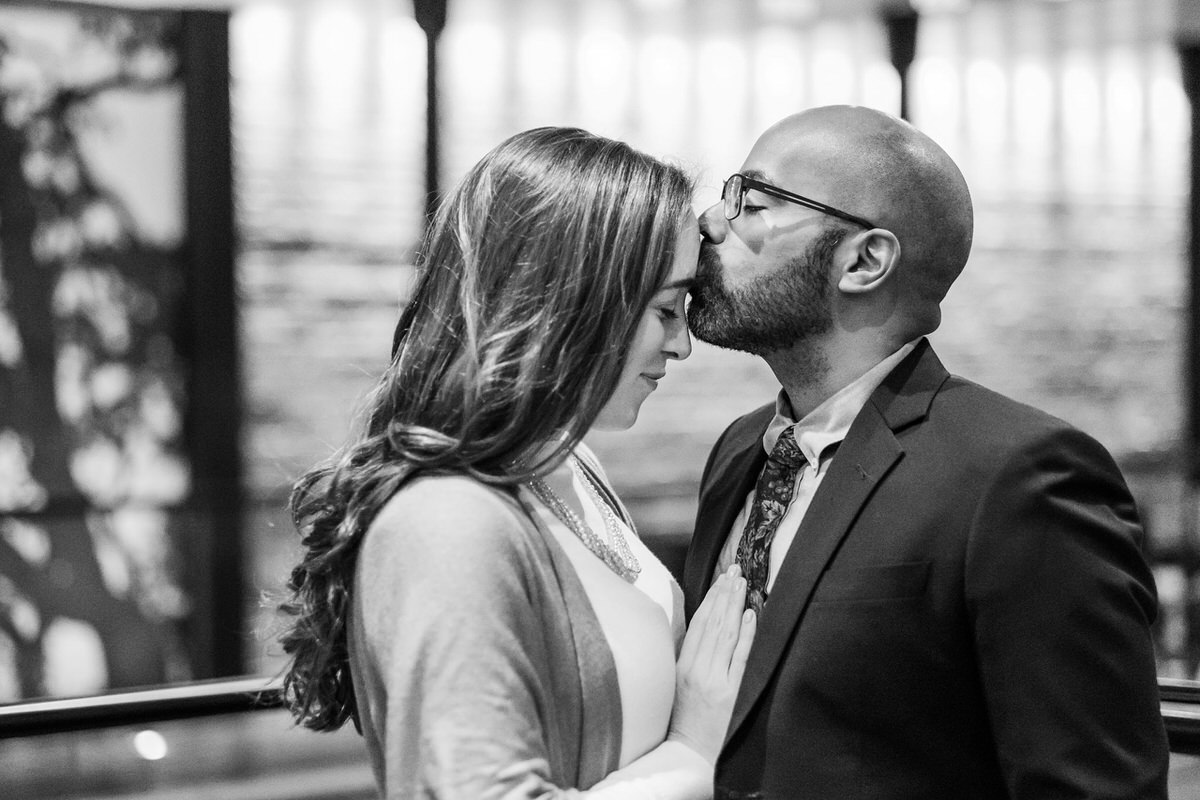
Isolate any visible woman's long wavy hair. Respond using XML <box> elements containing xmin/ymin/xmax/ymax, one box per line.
<box><xmin>278</xmin><ymin>127</ymin><xmax>695</xmax><ymax>731</ymax></box>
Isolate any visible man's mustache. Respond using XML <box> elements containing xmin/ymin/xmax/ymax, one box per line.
<box><xmin>697</xmin><ymin>243</ymin><xmax>723</xmax><ymax>283</ymax></box>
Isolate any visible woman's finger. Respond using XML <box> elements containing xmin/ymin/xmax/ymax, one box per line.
<box><xmin>682</xmin><ymin>564</ymin><xmax>741</xmax><ymax>668</ymax></box>
<box><xmin>678</xmin><ymin>571</ymin><xmax>726</xmax><ymax>666</ymax></box>
<box><xmin>706</xmin><ymin>572</ymin><xmax>746</xmax><ymax>670</ymax></box>
<box><xmin>693</xmin><ymin>569</ymin><xmax>745</xmax><ymax>671</ymax></box>
<box><xmin>728</xmin><ymin>608</ymin><xmax>757</xmax><ymax>681</ymax></box>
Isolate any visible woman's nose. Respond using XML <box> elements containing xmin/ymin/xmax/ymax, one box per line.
<box><xmin>666</xmin><ymin>323</ymin><xmax>692</xmax><ymax>361</ymax></box>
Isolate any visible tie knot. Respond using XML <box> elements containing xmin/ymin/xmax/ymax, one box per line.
<box><xmin>768</xmin><ymin>427</ymin><xmax>807</xmax><ymax>469</ymax></box>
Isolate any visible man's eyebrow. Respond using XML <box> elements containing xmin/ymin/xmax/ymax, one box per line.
<box><xmin>741</xmin><ymin>168</ymin><xmax>770</xmax><ymax>183</ymax></box>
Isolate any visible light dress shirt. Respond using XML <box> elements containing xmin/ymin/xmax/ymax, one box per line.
<box><xmin>713</xmin><ymin>341</ymin><xmax>918</xmax><ymax>592</ymax></box>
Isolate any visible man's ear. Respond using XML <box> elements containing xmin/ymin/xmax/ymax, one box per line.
<box><xmin>837</xmin><ymin>229</ymin><xmax>900</xmax><ymax>294</ymax></box>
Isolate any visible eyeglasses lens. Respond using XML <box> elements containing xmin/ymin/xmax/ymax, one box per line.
<box><xmin>723</xmin><ymin>175</ymin><xmax>743</xmax><ymax>221</ymax></box>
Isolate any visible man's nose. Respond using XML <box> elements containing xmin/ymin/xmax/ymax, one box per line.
<box><xmin>698</xmin><ymin>201</ymin><xmax>727</xmax><ymax>244</ymax></box>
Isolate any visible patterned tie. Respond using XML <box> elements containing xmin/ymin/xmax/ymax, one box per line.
<box><xmin>736</xmin><ymin>427</ymin><xmax>807</xmax><ymax>614</ymax></box>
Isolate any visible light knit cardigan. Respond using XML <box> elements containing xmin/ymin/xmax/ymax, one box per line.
<box><xmin>348</xmin><ymin>473</ymin><xmax>623</xmax><ymax>798</ymax></box>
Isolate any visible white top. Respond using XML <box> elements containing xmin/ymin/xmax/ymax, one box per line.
<box><xmin>522</xmin><ymin>444</ymin><xmax>693</xmax><ymax>797</ymax></box>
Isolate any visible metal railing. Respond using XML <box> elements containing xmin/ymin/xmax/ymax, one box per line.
<box><xmin>2</xmin><ymin>676</ymin><xmax>1200</xmax><ymax>752</ymax></box>
<box><xmin>1159</xmin><ymin>678</ymin><xmax>1200</xmax><ymax>755</ymax></box>
<box><xmin>0</xmin><ymin>676</ymin><xmax>283</xmax><ymax>739</ymax></box>
<box><xmin>3</xmin><ymin>676</ymin><xmax>1200</xmax><ymax>745</ymax></box>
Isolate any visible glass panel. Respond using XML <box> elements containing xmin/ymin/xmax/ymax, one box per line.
<box><xmin>0</xmin><ymin>3</ymin><xmax>226</xmax><ymax>701</ymax></box>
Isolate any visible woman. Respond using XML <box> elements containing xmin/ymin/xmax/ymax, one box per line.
<box><xmin>278</xmin><ymin>127</ymin><xmax>756</xmax><ymax>798</ymax></box>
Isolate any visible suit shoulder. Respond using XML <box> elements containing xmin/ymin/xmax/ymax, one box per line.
<box><xmin>932</xmin><ymin>374</ymin><xmax>1107</xmax><ymax>455</ymax></box>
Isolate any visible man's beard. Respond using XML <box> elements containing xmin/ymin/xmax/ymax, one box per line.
<box><xmin>687</xmin><ymin>227</ymin><xmax>843</xmax><ymax>356</ymax></box>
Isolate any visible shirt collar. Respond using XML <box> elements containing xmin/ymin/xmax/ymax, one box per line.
<box><xmin>763</xmin><ymin>340</ymin><xmax>919</xmax><ymax>469</ymax></box>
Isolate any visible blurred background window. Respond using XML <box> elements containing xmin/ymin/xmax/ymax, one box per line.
<box><xmin>0</xmin><ymin>0</ymin><xmax>1194</xmax><ymax>697</ymax></box>
<box><xmin>7</xmin><ymin>0</ymin><xmax>1200</xmax><ymax>796</ymax></box>
<box><xmin>0</xmin><ymin>2</ymin><xmax>238</xmax><ymax>702</ymax></box>
<box><xmin>233</xmin><ymin>0</ymin><xmax>1194</xmax><ymax>682</ymax></box>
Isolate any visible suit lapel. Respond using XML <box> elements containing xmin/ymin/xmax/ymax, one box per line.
<box><xmin>724</xmin><ymin>339</ymin><xmax>949</xmax><ymax>744</ymax></box>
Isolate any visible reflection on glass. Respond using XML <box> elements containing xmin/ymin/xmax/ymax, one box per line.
<box><xmin>0</xmin><ymin>707</ymin><xmax>373</xmax><ymax>800</ymax></box>
<box><xmin>965</xmin><ymin>59</ymin><xmax>1007</xmax><ymax>147</ymax></box>
<box><xmin>809</xmin><ymin>21</ymin><xmax>857</xmax><ymax>109</ymax></box>
<box><xmin>0</xmin><ymin>3</ymin><xmax>197</xmax><ymax>701</ymax></box>
<box><xmin>639</xmin><ymin>33</ymin><xmax>691</xmax><ymax>154</ymax></box>
<box><xmin>913</xmin><ymin>56</ymin><xmax>960</xmax><ymax>144</ymax></box>
<box><xmin>752</xmin><ymin>31</ymin><xmax>805</xmax><ymax>132</ymax></box>
<box><xmin>862</xmin><ymin>62</ymin><xmax>900</xmax><ymax>118</ymax></box>
<box><xmin>578</xmin><ymin>27</ymin><xmax>634</xmax><ymax>136</ymax></box>
<box><xmin>518</xmin><ymin>27</ymin><xmax>569</xmax><ymax>121</ymax></box>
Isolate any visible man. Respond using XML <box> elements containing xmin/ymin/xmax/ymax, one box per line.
<box><xmin>684</xmin><ymin>105</ymin><xmax>1168</xmax><ymax>799</ymax></box>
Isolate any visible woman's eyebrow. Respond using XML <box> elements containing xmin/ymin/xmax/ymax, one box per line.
<box><xmin>658</xmin><ymin>277</ymin><xmax>698</xmax><ymax>293</ymax></box>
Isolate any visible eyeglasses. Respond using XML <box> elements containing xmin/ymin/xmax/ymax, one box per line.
<box><xmin>722</xmin><ymin>173</ymin><xmax>876</xmax><ymax>229</ymax></box>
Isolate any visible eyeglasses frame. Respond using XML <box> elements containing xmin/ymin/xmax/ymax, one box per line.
<box><xmin>723</xmin><ymin>173</ymin><xmax>877</xmax><ymax>230</ymax></box>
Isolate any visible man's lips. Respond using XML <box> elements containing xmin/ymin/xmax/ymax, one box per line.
<box><xmin>698</xmin><ymin>243</ymin><xmax>723</xmax><ymax>276</ymax></box>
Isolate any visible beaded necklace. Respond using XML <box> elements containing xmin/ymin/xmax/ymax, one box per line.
<box><xmin>525</xmin><ymin>455</ymin><xmax>641</xmax><ymax>583</ymax></box>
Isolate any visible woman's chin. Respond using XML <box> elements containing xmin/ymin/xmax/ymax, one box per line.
<box><xmin>591</xmin><ymin>404</ymin><xmax>641</xmax><ymax>432</ymax></box>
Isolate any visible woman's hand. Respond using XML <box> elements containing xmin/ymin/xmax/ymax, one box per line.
<box><xmin>668</xmin><ymin>564</ymin><xmax>757</xmax><ymax>765</ymax></box>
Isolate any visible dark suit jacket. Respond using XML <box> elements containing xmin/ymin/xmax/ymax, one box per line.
<box><xmin>684</xmin><ymin>339</ymin><xmax>1168</xmax><ymax>800</ymax></box>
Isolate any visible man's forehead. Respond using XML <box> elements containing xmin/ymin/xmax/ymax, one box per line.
<box><xmin>738</xmin><ymin>152</ymin><xmax>828</xmax><ymax>192</ymax></box>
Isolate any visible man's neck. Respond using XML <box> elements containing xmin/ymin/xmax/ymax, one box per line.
<box><xmin>766</xmin><ymin>334</ymin><xmax>906</xmax><ymax>420</ymax></box>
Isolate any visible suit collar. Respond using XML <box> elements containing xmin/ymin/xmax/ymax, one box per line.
<box><xmin>869</xmin><ymin>337</ymin><xmax>949</xmax><ymax>432</ymax></box>
<box><xmin>767</xmin><ymin>338</ymin><xmax>919</xmax><ymax>471</ymax></box>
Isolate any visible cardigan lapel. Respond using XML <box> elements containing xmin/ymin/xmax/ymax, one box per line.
<box><xmin>724</xmin><ymin>339</ymin><xmax>949</xmax><ymax>745</ymax></box>
<box><xmin>512</xmin><ymin>490</ymin><xmax>622</xmax><ymax>787</ymax></box>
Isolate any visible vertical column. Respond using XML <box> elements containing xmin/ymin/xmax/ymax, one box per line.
<box><xmin>1177</xmin><ymin>0</ymin><xmax>1200</xmax><ymax>675</ymax></box>
<box><xmin>1182</xmin><ymin>2</ymin><xmax>1200</xmax><ymax>484</ymax></box>
<box><xmin>882</xmin><ymin>1</ymin><xmax>920</xmax><ymax>121</ymax></box>
<box><xmin>181</xmin><ymin>9</ymin><xmax>242</xmax><ymax>677</ymax></box>
<box><xmin>414</xmin><ymin>0</ymin><xmax>447</xmax><ymax>223</ymax></box>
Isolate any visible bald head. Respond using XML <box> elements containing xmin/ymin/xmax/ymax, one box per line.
<box><xmin>751</xmin><ymin>106</ymin><xmax>974</xmax><ymax>334</ymax></box>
